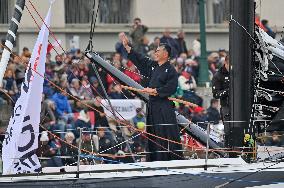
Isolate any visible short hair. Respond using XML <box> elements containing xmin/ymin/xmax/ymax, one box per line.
<box><xmin>261</xmin><ymin>19</ymin><xmax>268</xmax><ymax>26</ymax></box>
<box><xmin>225</xmin><ymin>55</ymin><xmax>229</xmax><ymax>62</ymax></box>
<box><xmin>159</xmin><ymin>43</ymin><xmax>171</xmax><ymax>57</ymax></box>
<box><xmin>134</xmin><ymin>17</ymin><xmax>141</xmax><ymax>22</ymax></box>
<box><xmin>210</xmin><ymin>99</ymin><xmax>218</xmax><ymax>105</ymax></box>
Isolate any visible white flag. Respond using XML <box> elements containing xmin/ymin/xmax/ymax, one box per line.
<box><xmin>2</xmin><ymin>6</ymin><xmax>52</xmax><ymax>175</ymax></box>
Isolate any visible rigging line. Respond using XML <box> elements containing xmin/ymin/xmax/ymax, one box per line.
<box><xmin>26</xmin><ymin>0</ymin><xmax>152</xmax><ymax>131</ymax></box>
<box><xmin>91</xmin><ymin>0</ymin><xmax>101</xmax><ymax>42</ymax></box>
<box><xmin>215</xmin><ymin>160</ymin><xmax>283</xmax><ymax>188</ymax></box>
<box><xmin>0</xmin><ymin>44</ymin><xmax>223</xmax><ymax>155</ymax></box>
<box><xmin>233</xmin><ymin>17</ymin><xmax>283</xmax><ymax>76</ymax></box>
<box><xmin>26</xmin><ymin>3</ymin><xmax>124</xmax><ymax>124</ymax></box>
<box><xmin>0</xmin><ymin>46</ymin><xmax>185</xmax><ymax>158</ymax></box>
<box><xmin>25</xmin><ymin>5</ymin><xmax>60</xmax><ymax>56</ymax></box>
<box><xmin>25</xmin><ymin>2</ymin><xmax>138</xmax><ymax>128</ymax></box>
<box><xmin>98</xmin><ymin>133</ymin><xmax>142</xmax><ymax>154</ymax></box>
<box><xmin>90</xmin><ymin>65</ymin><xmax>184</xmax><ymax>159</ymax></box>
<box><xmin>89</xmin><ymin>0</ymin><xmax>97</xmax><ymax>44</ymax></box>
<box><xmin>91</xmin><ymin>63</ymin><xmax>137</xmax><ymax>162</ymax></box>
<box><xmin>229</xmin><ymin>15</ymin><xmax>256</xmax><ymax>43</ymax></box>
<box><xmin>27</xmin><ymin>0</ymin><xmax>66</xmax><ymax>53</ymax></box>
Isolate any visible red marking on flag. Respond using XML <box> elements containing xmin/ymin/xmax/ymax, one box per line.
<box><xmin>33</xmin><ymin>43</ymin><xmax>42</xmax><ymax>71</ymax></box>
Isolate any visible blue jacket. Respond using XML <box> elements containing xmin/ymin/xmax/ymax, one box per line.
<box><xmin>51</xmin><ymin>93</ymin><xmax>72</xmax><ymax>117</ymax></box>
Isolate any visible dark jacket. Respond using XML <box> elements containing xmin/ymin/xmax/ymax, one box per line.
<box><xmin>207</xmin><ymin>106</ymin><xmax>221</xmax><ymax>125</ymax></box>
<box><xmin>175</xmin><ymin>38</ymin><xmax>188</xmax><ymax>55</ymax></box>
<box><xmin>160</xmin><ymin>36</ymin><xmax>179</xmax><ymax>58</ymax></box>
<box><xmin>212</xmin><ymin>65</ymin><xmax>230</xmax><ymax>107</ymax></box>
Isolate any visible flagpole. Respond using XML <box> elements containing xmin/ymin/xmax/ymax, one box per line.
<box><xmin>0</xmin><ymin>0</ymin><xmax>26</xmax><ymax>87</ymax></box>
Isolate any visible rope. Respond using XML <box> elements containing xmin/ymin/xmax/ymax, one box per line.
<box><xmin>6</xmin><ymin>5</ymin><xmax>185</xmax><ymax>159</ymax></box>
<box><xmin>121</xmin><ymin>85</ymin><xmax>199</xmax><ymax>108</ymax></box>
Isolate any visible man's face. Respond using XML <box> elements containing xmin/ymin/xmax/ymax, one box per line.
<box><xmin>154</xmin><ymin>46</ymin><xmax>168</xmax><ymax>62</ymax></box>
<box><xmin>212</xmin><ymin>101</ymin><xmax>219</xmax><ymax>108</ymax></box>
<box><xmin>113</xmin><ymin>53</ymin><xmax>121</xmax><ymax>62</ymax></box>
<box><xmin>134</xmin><ymin>19</ymin><xmax>141</xmax><ymax>25</ymax></box>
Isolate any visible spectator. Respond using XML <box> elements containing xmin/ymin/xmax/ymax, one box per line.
<box><xmin>115</xmin><ymin>32</ymin><xmax>128</xmax><ymax>60</ymax></box>
<box><xmin>261</xmin><ymin>19</ymin><xmax>276</xmax><ymax>39</ymax></box>
<box><xmin>37</xmin><ymin>131</ymin><xmax>63</xmax><ymax>167</ymax></box>
<box><xmin>97</xmin><ymin>128</ymin><xmax>117</xmax><ymax>162</ymax></box>
<box><xmin>74</xmin><ymin>109</ymin><xmax>92</xmax><ymax>137</ymax></box>
<box><xmin>149</xmin><ymin>36</ymin><xmax>160</xmax><ymax>51</ymax></box>
<box><xmin>212</xmin><ymin>55</ymin><xmax>230</xmax><ymax>147</ymax></box>
<box><xmin>184</xmin><ymin>59</ymin><xmax>199</xmax><ymax>79</ymax></box>
<box><xmin>129</xmin><ymin>18</ymin><xmax>148</xmax><ymax>51</ymax></box>
<box><xmin>21</xmin><ymin>47</ymin><xmax>31</xmax><ymax>58</ymax></box>
<box><xmin>51</xmin><ymin>88</ymin><xmax>74</xmax><ymax>139</ymax></box>
<box><xmin>91</xmin><ymin>96</ymin><xmax>109</xmax><ymax>128</ymax></box>
<box><xmin>160</xmin><ymin>28</ymin><xmax>179</xmax><ymax>58</ymax></box>
<box><xmin>192</xmin><ymin>38</ymin><xmax>201</xmax><ymax>57</ymax></box>
<box><xmin>77</xmin><ymin>61</ymin><xmax>89</xmax><ymax>80</ymax></box>
<box><xmin>124</xmin><ymin>61</ymin><xmax>141</xmax><ymax>83</ymax></box>
<box><xmin>137</xmin><ymin>36</ymin><xmax>150</xmax><ymax>56</ymax></box>
<box><xmin>208</xmin><ymin>52</ymin><xmax>220</xmax><ymax>75</ymax></box>
<box><xmin>80</xmin><ymin>132</ymin><xmax>95</xmax><ymax>165</ymax></box>
<box><xmin>178</xmin><ymin>71</ymin><xmax>203</xmax><ymax>106</ymax></box>
<box><xmin>68</xmin><ymin>78</ymin><xmax>84</xmax><ymax>99</ymax></box>
<box><xmin>90</xmin><ymin>77</ymin><xmax>104</xmax><ymax>97</ymax></box>
<box><xmin>40</xmin><ymin>96</ymin><xmax>56</xmax><ymax>130</ymax></box>
<box><xmin>207</xmin><ymin>99</ymin><xmax>221</xmax><ymax>125</ymax></box>
<box><xmin>132</xmin><ymin>108</ymin><xmax>146</xmax><ymax>130</ymax></box>
<box><xmin>175</xmin><ymin>30</ymin><xmax>188</xmax><ymax>55</ymax></box>
<box><xmin>191</xmin><ymin>106</ymin><xmax>207</xmax><ymax>130</ymax></box>
<box><xmin>109</xmin><ymin>83</ymin><xmax>126</xmax><ymax>99</ymax></box>
<box><xmin>175</xmin><ymin>57</ymin><xmax>185</xmax><ymax>75</ymax></box>
<box><xmin>87</xmin><ymin>64</ymin><xmax>108</xmax><ymax>89</ymax></box>
<box><xmin>2</xmin><ymin>69</ymin><xmax>19</xmax><ymax>104</ymax></box>
<box><xmin>14</xmin><ymin>56</ymin><xmax>26</xmax><ymax>86</ymax></box>
<box><xmin>81</xmin><ymin>76</ymin><xmax>94</xmax><ymax>100</ymax></box>
<box><xmin>60</xmin><ymin>132</ymin><xmax>77</xmax><ymax>166</ymax></box>
<box><xmin>44</xmin><ymin>64</ymin><xmax>55</xmax><ymax>98</ymax></box>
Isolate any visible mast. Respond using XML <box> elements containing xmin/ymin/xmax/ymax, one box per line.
<box><xmin>229</xmin><ymin>0</ymin><xmax>255</xmax><ymax>153</ymax></box>
<box><xmin>0</xmin><ymin>0</ymin><xmax>26</xmax><ymax>86</ymax></box>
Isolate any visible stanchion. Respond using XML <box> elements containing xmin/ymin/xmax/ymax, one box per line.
<box><xmin>76</xmin><ymin>128</ymin><xmax>83</xmax><ymax>178</ymax></box>
<box><xmin>204</xmin><ymin>122</ymin><xmax>210</xmax><ymax>170</ymax></box>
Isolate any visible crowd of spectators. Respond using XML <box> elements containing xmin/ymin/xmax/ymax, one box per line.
<box><xmin>0</xmin><ymin>17</ymin><xmax>230</xmax><ymax>167</ymax></box>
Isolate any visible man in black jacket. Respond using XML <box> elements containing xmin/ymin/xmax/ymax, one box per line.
<box><xmin>122</xmin><ymin>35</ymin><xmax>183</xmax><ymax>161</ymax></box>
<box><xmin>212</xmin><ymin>55</ymin><xmax>230</xmax><ymax>146</ymax></box>
<box><xmin>207</xmin><ymin>99</ymin><xmax>221</xmax><ymax>125</ymax></box>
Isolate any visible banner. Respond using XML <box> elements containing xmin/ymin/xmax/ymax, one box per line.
<box><xmin>2</xmin><ymin>6</ymin><xmax>52</xmax><ymax>174</ymax></box>
<box><xmin>101</xmin><ymin>99</ymin><xmax>142</xmax><ymax>120</ymax></box>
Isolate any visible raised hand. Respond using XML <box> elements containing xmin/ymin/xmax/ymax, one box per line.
<box><xmin>122</xmin><ymin>34</ymin><xmax>131</xmax><ymax>53</ymax></box>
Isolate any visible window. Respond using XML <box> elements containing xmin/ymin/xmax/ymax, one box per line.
<box><xmin>0</xmin><ymin>0</ymin><xmax>13</xmax><ymax>24</ymax></box>
<box><xmin>181</xmin><ymin>0</ymin><xmax>230</xmax><ymax>25</ymax></box>
<box><xmin>213</xmin><ymin>0</ymin><xmax>230</xmax><ymax>24</ymax></box>
<box><xmin>181</xmin><ymin>0</ymin><xmax>199</xmax><ymax>24</ymax></box>
<box><xmin>99</xmin><ymin>0</ymin><xmax>131</xmax><ymax>24</ymax></box>
<box><xmin>65</xmin><ymin>0</ymin><xmax>131</xmax><ymax>24</ymax></box>
<box><xmin>65</xmin><ymin>0</ymin><xmax>93</xmax><ymax>24</ymax></box>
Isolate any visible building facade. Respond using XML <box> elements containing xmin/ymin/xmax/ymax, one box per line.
<box><xmin>0</xmin><ymin>0</ymin><xmax>282</xmax><ymax>56</ymax></box>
